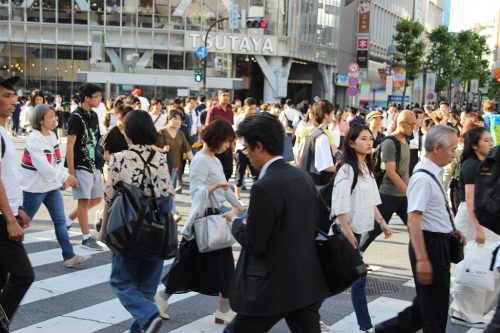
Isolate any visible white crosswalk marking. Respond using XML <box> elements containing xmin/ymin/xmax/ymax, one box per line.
<box><xmin>23</xmin><ymin>230</ymin><xmax>81</xmax><ymax>244</ymax></box>
<box><xmin>28</xmin><ymin>244</ymin><xmax>109</xmax><ymax>267</ymax></box>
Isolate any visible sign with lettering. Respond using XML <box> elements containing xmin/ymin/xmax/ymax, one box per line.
<box><xmin>357</xmin><ymin>0</ymin><xmax>371</xmax><ymax>34</ymax></box>
<box><xmin>185</xmin><ymin>32</ymin><xmax>277</xmax><ymax>55</ymax></box>
<box><xmin>357</xmin><ymin>37</ymin><xmax>369</xmax><ymax>50</ymax></box>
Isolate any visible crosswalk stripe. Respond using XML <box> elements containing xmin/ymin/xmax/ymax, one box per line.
<box><xmin>28</xmin><ymin>243</ymin><xmax>109</xmax><ymax>267</ymax></box>
<box><xmin>13</xmin><ymin>291</ymin><xmax>197</xmax><ymax>333</ymax></box>
<box><xmin>329</xmin><ymin>296</ymin><xmax>412</xmax><ymax>332</ymax></box>
<box><xmin>20</xmin><ymin>259</ymin><xmax>173</xmax><ymax>305</ymax></box>
<box><xmin>169</xmin><ymin>315</ymin><xmax>223</xmax><ymax>333</ymax></box>
<box><xmin>24</xmin><ymin>230</ymin><xmax>81</xmax><ymax>244</ymax></box>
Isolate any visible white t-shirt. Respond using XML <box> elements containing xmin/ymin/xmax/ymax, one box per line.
<box><xmin>313</xmin><ymin>133</ymin><xmax>334</xmax><ymax>173</ymax></box>
<box><xmin>279</xmin><ymin>108</ymin><xmax>301</xmax><ymax>133</ymax></box>
<box><xmin>150</xmin><ymin>112</ymin><xmax>167</xmax><ymax>131</ymax></box>
<box><xmin>0</xmin><ymin>127</ymin><xmax>20</xmax><ymax>215</ymax></box>
<box><xmin>331</xmin><ymin>164</ymin><xmax>382</xmax><ymax>234</ymax></box>
<box><xmin>138</xmin><ymin>96</ymin><xmax>150</xmax><ymax>111</ymax></box>
<box><xmin>234</xmin><ymin>114</ymin><xmax>245</xmax><ymax>151</ymax></box>
<box><xmin>409</xmin><ymin>129</ymin><xmax>420</xmax><ymax>150</ymax></box>
<box><xmin>92</xmin><ymin>102</ymin><xmax>107</xmax><ymax>135</ymax></box>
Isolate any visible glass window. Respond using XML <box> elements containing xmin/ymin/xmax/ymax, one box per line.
<box><xmin>168</xmin><ymin>50</ymin><xmax>184</xmax><ymax>70</ymax></box>
<box><xmin>153</xmin><ymin>51</ymin><xmax>168</xmax><ymax>70</ymax></box>
<box><xmin>58</xmin><ymin>0</ymin><xmax>72</xmax><ymax>23</ymax></box>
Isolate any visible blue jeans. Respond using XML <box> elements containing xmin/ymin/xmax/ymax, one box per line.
<box><xmin>351</xmin><ymin>233</ymin><xmax>372</xmax><ymax>331</ymax></box>
<box><xmin>23</xmin><ymin>190</ymin><xmax>75</xmax><ymax>260</ymax></box>
<box><xmin>170</xmin><ymin>170</ymin><xmax>177</xmax><ymax>213</ymax></box>
<box><xmin>110</xmin><ymin>253</ymin><xmax>163</xmax><ymax>333</ymax></box>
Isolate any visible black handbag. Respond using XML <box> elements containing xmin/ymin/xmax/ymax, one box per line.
<box><xmin>315</xmin><ymin>226</ymin><xmax>367</xmax><ymax>296</ymax></box>
<box><xmin>414</xmin><ymin>169</ymin><xmax>464</xmax><ymax>264</ymax></box>
<box><xmin>104</xmin><ymin>149</ymin><xmax>178</xmax><ymax>260</ymax></box>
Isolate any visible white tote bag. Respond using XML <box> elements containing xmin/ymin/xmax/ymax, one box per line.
<box><xmin>455</xmin><ymin>242</ymin><xmax>499</xmax><ymax>291</ymax></box>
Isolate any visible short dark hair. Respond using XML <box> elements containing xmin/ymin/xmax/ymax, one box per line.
<box><xmin>199</xmin><ymin>95</ymin><xmax>206</xmax><ymax>103</ymax></box>
<box><xmin>124</xmin><ymin>110</ymin><xmax>158</xmax><ymax>145</ymax></box>
<box><xmin>297</xmin><ymin>101</ymin><xmax>310</xmax><ymax>115</ymax></box>
<box><xmin>187</xmin><ymin>96</ymin><xmax>196</xmax><ymax>102</ymax></box>
<box><xmin>79</xmin><ymin>83</ymin><xmax>101</xmax><ymax>101</ymax></box>
<box><xmin>311</xmin><ymin>100</ymin><xmax>335</xmax><ymax>126</ymax></box>
<box><xmin>236</xmin><ymin>112</ymin><xmax>284</xmax><ymax>156</ymax></box>
<box><xmin>202</xmin><ymin>118</ymin><xmax>235</xmax><ymax>151</ymax></box>
<box><xmin>244</xmin><ymin>97</ymin><xmax>257</xmax><ymax>106</ymax></box>
<box><xmin>285</xmin><ymin>98</ymin><xmax>294</xmax><ymax>106</ymax></box>
<box><xmin>168</xmin><ymin>109</ymin><xmax>183</xmax><ymax>120</ymax></box>
<box><xmin>125</xmin><ymin>95</ymin><xmax>140</xmax><ymax>106</ymax></box>
<box><xmin>218</xmin><ymin>89</ymin><xmax>230</xmax><ymax>96</ymax></box>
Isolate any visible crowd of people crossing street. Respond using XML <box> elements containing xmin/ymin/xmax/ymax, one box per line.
<box><xmin>0</xmin><ymin>75</ymin><xmax>499</xmax><ymax>333</ymax></box>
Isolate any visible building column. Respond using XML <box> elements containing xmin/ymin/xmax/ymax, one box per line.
<box><xmin>318</xmin><ymin>63</ymin><xmax>335</xmax><ymax>101</ymax></box>
<box><xmin>255</xmin><ymin>55</ymin><xmax>292</xmax><ymax>102</ymax></box>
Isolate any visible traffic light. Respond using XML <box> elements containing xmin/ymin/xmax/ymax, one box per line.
<box><xmin>246</xmin><ymin>17</ymin><xmax>267</xmax><ymax>29</ymax></box>
<box><xmin>194</xmin><ymin>70</ymin><xmax>203</xmax><ymax>83</ymax></box>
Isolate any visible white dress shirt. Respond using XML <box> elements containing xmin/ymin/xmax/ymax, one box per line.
<box><xmin>407</xmin><ymin>157</ymin><xmax>454</xmax><ymax>233</ymax></box>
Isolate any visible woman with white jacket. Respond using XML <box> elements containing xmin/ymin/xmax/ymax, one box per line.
<box><xmin>20</xmin><ymin>104</ymin><xmax>90</xmax><ymax>268</ymax></box>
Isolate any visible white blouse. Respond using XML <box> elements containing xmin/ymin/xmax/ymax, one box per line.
<box><xmin>331</xmin><ymin>163</ymin><xmax>382</xmax><ymax>234</ymax></box>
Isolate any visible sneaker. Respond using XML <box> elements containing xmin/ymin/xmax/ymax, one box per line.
<box><xmin>144</xmin><ymin>316</ymin><xmax>162</xmax><ymax>333</ymax></box>
<box><xmin>173</xmin><ymin>214</ymin><xmax>182</xmax><ymax>223</ymax></box>
<box><xmin>320</xmin><ymin>321</ymin><xmax>331</xmax><ymax>331</ymax></box>
<box><xmin>81</xmin><ymin>237</ymin><xmax>104</xmax><ymax>251</ymax></box>
<box><xmin>65</xmin><ymin>216</ymin><xmax>75</xmax><ymax>230</ymax></box>
<box><xmin>450</xmin><ymin>315</ymin><xmax>486</xmax><ymax>329</ymax></box>
<box><xmin>214</xmin><ymin>309</ymin><xmax>236</xmax><ymax>324</ymax></box>
<box><xmin>64</xmin><ymin>255</ymin><xmax>91</xmax><ymax>268</ymax></box>
<box><xmin>154</xmin><ymin>291</ymin><xmax>170</xmax><ymax>320</ymax></box>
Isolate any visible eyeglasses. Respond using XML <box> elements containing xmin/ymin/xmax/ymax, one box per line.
<box><xmin>90</xmin><ymin>95</ymin><xmax>102</xmax><ymax>99</ymax></box>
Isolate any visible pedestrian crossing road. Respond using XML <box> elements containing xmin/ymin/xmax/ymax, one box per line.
<box><xmin>10</xmin><ymin>222</ymin><xmax>481</xmax><ymax>333</ymax></box>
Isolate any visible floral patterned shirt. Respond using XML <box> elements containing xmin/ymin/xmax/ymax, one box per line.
<box><xmin>104</xmin><ymin>144</ymin><xmax>170</xmax><ymax>206</ymax></box>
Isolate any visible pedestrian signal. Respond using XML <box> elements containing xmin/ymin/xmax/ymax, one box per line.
<box><xmin>194</xmin><ymin>71</ymin><xmax>203</xmax><ymax>83</ymax></box>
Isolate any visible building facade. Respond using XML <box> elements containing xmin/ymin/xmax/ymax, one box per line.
<box><xmin>336</xmin><ymin>0</ymin><xmax>444</xmax><ymax>108</ymax></box>
<box><xmin>0</xmin><ymin>0</ymin><xmax>341</xmax><ymax>102</ymax></box>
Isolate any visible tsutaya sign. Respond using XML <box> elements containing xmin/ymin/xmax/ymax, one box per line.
<box><xmin>185</xmin><ymin>32</ymin><xmax>277</xmax><ymax>55</ymax></box>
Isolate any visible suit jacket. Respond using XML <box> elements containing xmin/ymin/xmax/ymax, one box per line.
<box><xmin>229</xmin><ymin>159</ymin><xmax>329</xmax><ymax>316</ymax></box>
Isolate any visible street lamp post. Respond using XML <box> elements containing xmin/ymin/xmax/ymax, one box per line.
<box><xmin>386</xmin><ymin>44</ymin><xmax>397</xmax><ymax>107</ymax></box>
<box><xmin>202</xmin><ymin>17</ymin><xmax>228</xmax><ymax>93</ymax></box>
<box><xmin>421</xmin><ymin>64</ymin><xmax>428</xmax><ymax>107</ymax></box>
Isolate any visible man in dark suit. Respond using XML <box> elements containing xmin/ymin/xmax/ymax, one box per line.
<box><xmin>223</xmin><ymin>113</ymin><xmax>329</xmax><ymax>333</ymax></box>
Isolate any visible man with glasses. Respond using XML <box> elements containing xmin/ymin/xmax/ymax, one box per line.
<box><xmin>0</xmin><ymin>76</ymin><xmax>34</xmax><ymax>330</ymax></box>
<box><xmin>65</xmin><ymin>83</ymin><xmax>104</xmax><ymax>251</ymax></box>
<box><xmin>360</xmin><ymin>110</ymin><xmax>416</xmax><ymax>254</ymax></box>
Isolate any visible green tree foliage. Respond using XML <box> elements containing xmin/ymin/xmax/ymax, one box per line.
<box><xmin>426</xmin><ymin>26</ymin><xmax>456</xmax><ymax>101</ymax></box>
<box><xmin>392</xmin><ymin>19</ymin><xmax>426</xmax><ymax>106</ymax></box>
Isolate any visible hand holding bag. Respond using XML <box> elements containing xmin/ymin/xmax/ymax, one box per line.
<box><xmin>193</xmin><ymin>195</ymin><xmax>235</xmax><ymax>253</ymax></box>
<box><xmin>414</xmin><ymin>169</ymin><xmax>464</xmax><ymax>263</ymax></box>
<box><xmin>315</xmin><ymin>226</ymin><xmax>367</xmax><ymax>296</ymax></box>
<box><xmin>455</xmin><ymin>242</ymin><xmax>499</xmax><ymax>290</ymax></box>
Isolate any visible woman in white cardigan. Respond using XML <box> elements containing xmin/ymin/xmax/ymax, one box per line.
<box><xmin>20</xmin><ymin>104</ymin><xmax>90</xmax><ymax>268</ymax></box>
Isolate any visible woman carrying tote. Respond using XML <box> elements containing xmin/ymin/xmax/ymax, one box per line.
<box><xmin>450</xmin><ymin>126</ymin><xmax>499</xmax><ymax>329</ymax></box>
<box><xmin>20</xmin><ymin>104</ymin><xmax>87</xmax><ymax>268</ymax></box>
<box><xmin>155</xmin><ymin>118</ymin><xmax>244</xmax><ymax>325</ymax></box>
<box><xmin>329</xmin><ymin>124</ymin><xmax>392</xmax><ymax>333</ymax></box>
<box><xmin>101</xmin><ymin>110</ymin><xmax>171</xmax><ymax>333</ymax></box>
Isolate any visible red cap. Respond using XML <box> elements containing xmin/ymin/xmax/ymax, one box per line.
<box><xmin>132</xmin><ymin>88</ymin><xmax>142</xmax><ymax>96</ymax></box>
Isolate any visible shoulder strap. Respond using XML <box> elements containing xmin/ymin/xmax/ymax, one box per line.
<box><xmin>129</xmin><ymin>148</ymin><xmax>157</xmax><ymax>196</ymax></box>
<box><xmin>153</xmin><ymin>113</ymin><xmax>162</xmax><ymax>125</ymax></box>
<box><xmin>413</xmin><ymin>169</ymin><xmax>456</xmax><ymax>232</ymax></box>
<box><xmin>386</xmin><ymin>136</ymin><xmax>401</xmax><ymax>169</ymax></box>
<box><xmin>1</xmin><ymin>135</ymin><xmax>5</xmax><ymax>159</ymax></box>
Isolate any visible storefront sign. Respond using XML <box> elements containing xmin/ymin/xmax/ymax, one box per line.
<box><xmin>357</xmin><ymin>0</ymin><xmax>371</xmax><ymax>34</ymax></box>
<box><xmin>185</xmin><ymin>32</ymin><xmax>277</xmax><ymax>55</ymax></box>
<box><xmin>356</xmin><ymin>51</ymin><xmax>368</xmax><ymax>69</ymax></box>
<box><xmin>392</xmin><ymin>67</ymin><xmax>406</xmax><ymax>89</ymax></box>
<box><xmin>357</xmin><ymin>37</ymin><xmax>369</xmax><ymax>50</ymax></box>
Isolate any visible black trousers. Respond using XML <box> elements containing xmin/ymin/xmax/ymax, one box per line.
<box><xmin>0</xmin><ymin>216</ymin><xmax>34</xmax><ymax>322</ymax></box>
<box><xmin>359</xmin><ymin>194</ymin><xmax>408</xmax><ymax>252</ymax></box>
<box><xmin>234</xmin><ymin>150</ymin><xmax>259</xmax><ymax>188</ymax></box>
<box><xmin>409</xmin><ymin>149</ymin><xmax>419</xmax><ymax>175</ymax></box>
<box><xmin>216</xmin><ymin>149</ymin><xmax>233</xmax><ymax>181</ymax></box>
<box><xmin>224</xmin><ymin>301</ymin><xmax>322</xmax><ymax>333</ymax></box>
<box><xmin>375</xmin><ymin>231</ymin><xmax>451</xmax><ymax>333</ymax></box>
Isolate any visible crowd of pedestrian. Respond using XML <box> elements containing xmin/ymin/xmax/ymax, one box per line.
<box><xmin>0</xmin><ymin>74</ymin><xmax>499</xmax><ymax>333</ymax></box>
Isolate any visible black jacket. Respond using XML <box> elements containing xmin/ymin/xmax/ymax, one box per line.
<box><xmin>229</xmin><ymin>159</ymin><xmax>329</xmax><ymax>316</ymax></box>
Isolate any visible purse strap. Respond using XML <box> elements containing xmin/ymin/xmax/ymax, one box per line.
<box><xmin>413</xmin><ymin>168</ymin><xmax>456</xmax><ymax>232</ymax></box>
<box><xmin>130</xmin><ymin>148</ymin><xmax>157</xmax><ymax>197</ymax></box>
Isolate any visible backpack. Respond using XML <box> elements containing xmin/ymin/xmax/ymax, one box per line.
<box><xmin>316</xmin><ymin>163</ymin><xmax>358</xmax><ymax>233</ymax></box>
<box><xmin>0</xmin><ymin>135</ymin><xmax>5</xmax><ymax>159</ymax></box>
<box><xmin>373</xmin><ymin>135</ymin><xmax>401</xmax><ymax>186</ymax></box>
<box><xmin>474</xmin><ymin>146</ymin><xmax>500</xmax><ymax>235</ymax></box>
<box><xmin>300</xmin><ymin>127</ymin><xmax>335</xmax><ymax>185</ymax></box>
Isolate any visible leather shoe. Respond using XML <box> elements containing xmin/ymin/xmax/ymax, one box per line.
<box><xmin>214</xmin><ymin>309</ymin><xmax>236</xmax><ymax>324</ymax></box>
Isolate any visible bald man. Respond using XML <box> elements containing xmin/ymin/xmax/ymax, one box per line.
<box><xmin>360</xmin><ymin>110</ymin><xmax>417</xmax><ymax>253</ymax></box>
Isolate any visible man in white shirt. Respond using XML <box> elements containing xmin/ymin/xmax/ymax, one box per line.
<box><xmin>0</xmin><ymin>75</ymin><xmax>34</xmax><ymax>324</ymax></box>
<box><xmin>132</xmin><ymin>88</ymin><xmax>150</xmax><ymax>111</ymax></box>
<box><xmin>279</xmin><ymin>99</ymin><xmax>300</xmax><ymax>138</ymax></box>
<box><xmin>375</xmin><ymin>125</ymin><xmax>465</xmax><ymax>333</ymax></box>
<box><xmin>385</xmin><ymin>102</ymin><xmax>398</xmax><ymax>135</ymax></box>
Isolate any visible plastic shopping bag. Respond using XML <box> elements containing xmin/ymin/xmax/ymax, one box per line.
<box><xmin>455</xmin><ymin>241</ymin><xmax>499</xmax><ymax>291</ymax></box>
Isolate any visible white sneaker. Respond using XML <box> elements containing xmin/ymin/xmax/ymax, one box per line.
<box><xmin>154</xmin><ymin>291</ymin><xmax>170</xmax><ymax>320</ymax></box>
<box><xmin>64</xmin><ymin>255</ymin><xmax>91</xmax><ymax>268</ymax></box>
<box><xmin>214</xmin><ymin>309</ymin><xmax>236</xmax><ymax>324</ymax></box>
<box><xmin>65</xmin><ymin>216</ymin><xmax>75</xmax><ymax>230</ymax></box>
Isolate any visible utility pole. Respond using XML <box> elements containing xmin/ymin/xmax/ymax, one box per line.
<box><xmin>202</xmin><ymin>18</ymin><xmax>228</xmax><ymax>93</ymax></box>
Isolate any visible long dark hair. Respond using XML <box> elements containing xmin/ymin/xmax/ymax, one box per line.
<box><xmin>341</xmin><ymin>124</ymin><xmax>374</xmax><ymax>177</ymax></box>
<box><xmin>461</xmin><ymin>126</ymin><xmax>489</xmax><ymax>164</ymax></box>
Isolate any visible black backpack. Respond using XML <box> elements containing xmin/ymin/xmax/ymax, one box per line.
<box><xmin>474</xmin><ymin>146</ymin><xmax>500</xmax><ymax>235</ymax></box>
<box><xmin>300</xmin><ymin>127</ymin><xmax>336</xmax><ymax>185</ymax></box>
<box><xmin>373</xmin><ymin>135</ymin><xmax>401</xmax><ymax>186</ymax></box>
<box><xmin>316</xmin><ymin>163</ymin><xmax>358</xmax><ymax>233</ymax></box>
